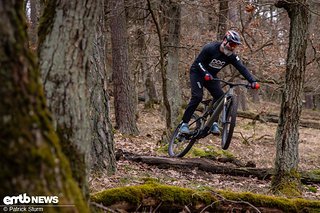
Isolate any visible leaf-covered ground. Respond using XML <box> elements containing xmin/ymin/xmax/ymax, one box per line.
<box><xmin>89</xmin><ymin>101</ymin><xmax>320</xmax><ymax>200</ymax></box>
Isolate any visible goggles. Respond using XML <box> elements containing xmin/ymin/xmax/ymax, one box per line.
<box><xmin>227</xmin><ymin>42</ymin><xmax>239</xmax><ymax>48</ymax></box>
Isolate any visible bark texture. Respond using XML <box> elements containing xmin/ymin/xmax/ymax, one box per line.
<box><xmin>89</xmin><ymin>6</ymin><xmax>116</xmax><ymax>174</ymax></box>
<box><xmin>38</xmin><ymin>0</ymin><xmax>101</xmax><ymax>197</ymax></box>
<box><xmin>273</xmin><ymin>0</ymin><xmax>310</xmax><ymax>196</ymax></box>
<box><xmin>164</xmin><ymin>0</ymin><xmax>182</xmax><ymax>128</ymax></box>
<box><xmin>0</xmin><ymin>1</ymin><xmax>87</xmax><ymax>211</ymax></box>
<box><xmin>217</xmin><ymin>0</ymin><xmax>229</xmax><ymax>40</ymax></box>
<box><xmin>109</xmin><ymin>0</ymin><xmax>139</xmax><ymax>135</ymax></box>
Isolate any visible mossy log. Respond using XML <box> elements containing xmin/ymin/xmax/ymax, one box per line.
<box><xmin>237</xmin><ymin>111</ymin><xmax>320</xmax><ymax>129</ymax></box>
<box><xmin>122</xmin><ymin>153</ymin><xmax>320</xmax><ymax>184</ymax></box>
<box><xmin>91</xmin><ymin>182</ymin><xmax>320</xmax><ymax>212</ymax></box>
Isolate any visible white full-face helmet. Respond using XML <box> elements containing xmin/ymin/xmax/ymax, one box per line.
<box><xmin>221</xmin><ymin>30</ymin><xmax>242</xmax><ymax>56</ymax></box>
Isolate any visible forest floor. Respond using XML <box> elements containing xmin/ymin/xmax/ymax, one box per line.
<box><xmin>89</xmin><ymin>100</ymin><xmax>320</xmax><ymax>201</ymax></box>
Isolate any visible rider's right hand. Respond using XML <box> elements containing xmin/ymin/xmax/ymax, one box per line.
<box><xmin>204</xmin><ymin>72</ymin><xmax>213</xmax><ymax>81</ymax></box>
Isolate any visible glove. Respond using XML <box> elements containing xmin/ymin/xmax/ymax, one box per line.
<box><xmin>204</xmin><ymin>72</ymin><xmax>213</xmax><ymax>81</ymax></box>
<box><xmin>250</xmin><ymin>82</ymin><xmax>260</xmax><ymax>89</ymax></box>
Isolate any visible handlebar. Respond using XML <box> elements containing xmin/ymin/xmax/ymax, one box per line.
<box><xmin>212</xmin><ymin>78</ymin><xmax>260</xmax><ymax>89</ymax></box>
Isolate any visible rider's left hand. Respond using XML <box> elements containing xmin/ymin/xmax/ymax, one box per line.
<box><xmin>250</xmin><ymin>82</ymin><xmax>260</xmax><ymax>89</ymax></box>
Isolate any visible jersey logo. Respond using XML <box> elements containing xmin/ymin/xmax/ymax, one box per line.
<box><xmin>209</xmin><ymin>59</ymin><xmax>225</xmax><ymax>69</ymax></box>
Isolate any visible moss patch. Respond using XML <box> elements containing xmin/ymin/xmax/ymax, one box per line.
<box><xmin>91</xmin><ymin>182</ymin><xmax>215</xmax><ymax>210</ymax></box>
<box><xmin>219</xmin><ymin>190</ymin><xmax>320</xmax><ymax>212</ymax></box>
<box><xmin>188</xmin><ymin>146</ymin><xmax>234</xmax><ymax>158</ymax></box>
<box><xmin>91</xmin><ymin>183</ymin><xmax>320</xmax><ymax>212</ymax></box>
<box><xmin>272</xmin><ymin>169</ymin><xmax>302</xmax><ymax>197</ymax></box>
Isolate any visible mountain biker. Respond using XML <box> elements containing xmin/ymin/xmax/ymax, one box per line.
<box><xmin>179</xmin><ymin>30</ymin><xmax>259</xmax><ymax>135</ymax></box>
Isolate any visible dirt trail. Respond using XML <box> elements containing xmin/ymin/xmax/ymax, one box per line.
<box><xmin>90</xmin><ymin>102</ymin><xmax>320</xmax><ymax>200</ymax></box>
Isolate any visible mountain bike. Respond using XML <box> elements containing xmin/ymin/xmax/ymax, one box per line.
<box><xmin>168</xmin><ymin>78</ymin><xmax>259</xmax><ymax>157</ymax></box>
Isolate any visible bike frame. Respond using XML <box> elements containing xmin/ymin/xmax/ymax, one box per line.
<box><xmin>187</xmin><ymin>79</ymin><xmax>245</xmax><ymax>140</ymax></box>
<box><xmin>168</xmin><ymin>78</ymin><xmax>255</xmax><ymax>157</ymax></box>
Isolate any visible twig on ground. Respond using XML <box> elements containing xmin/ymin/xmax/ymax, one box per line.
<box><xmin>200</xmin><ymin>200</ymin><xmax>220</xmax><ymax>213</ymax></box>
<box><xmin>90</xmin><ymin>202</ymin><xmax>117</xmax><ymax>213</ymax></box>
<box><xmin>153</xmin><ymin>201</ymin><xmax>162</xmax><ymax>213</ymax></box>
<box><xmin>183</xmin><ymin>205</ymin><xmax>192</xmax><ymax>213</ymax></box>
<box><xmin>135</xmin><ymin>203</ymin><xmax>142</xmax><ymax>212</ymax></box>
<box><xmin>236</xmin><ymin>131</ymin><xmax>253</xmax><ymax>145</ymax></box>
<box><xmin>210</xmin><ymin>190</ymin><xmax>261</xmax><ymax>213</ymax></box>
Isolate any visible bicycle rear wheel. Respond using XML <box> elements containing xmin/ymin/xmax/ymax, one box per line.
<box><xmin>220</xmin><ymin>96</ymin><xmax>238</xmax><ymax>150</ymax></box>
<box><xmin>168</xmin><ymin>114</ymin><xmax>201</xmax><ymax>157</ymax></box>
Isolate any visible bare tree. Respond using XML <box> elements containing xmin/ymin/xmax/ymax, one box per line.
<box><xmin>272</xmin><ymin>0</ymin><xmax>310</xmax><ymax>196</ymax></box>
<box><xmin>217</xmin><ymin>0</ymin><xmax>229</xmax><ymax>40</ymax></box>
<box><xmin>126</xmin><ymin>0</ymin><xmax>158</xmax><ymax>108</ymax></box>
<box><xmin>163</xmin><ymin>0</ymin><xmax>182</xmax><ymax>128</ymax></box>
<box><xmin>109</xmin><ymin>0</ymin><xmax>139</xmax><ymax>135</ymax></box>
<box><xmin>89</xmin><ymin>0</ymin><xmax>116</xmax><ymax>174</ymax></box>
<box><xmin>0</xmin><ymin>1</ymin><xmax>88</xmax><ymax>210</ymax></box>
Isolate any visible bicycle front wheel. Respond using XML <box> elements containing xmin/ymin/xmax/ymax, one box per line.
<box><xmin>220</xmin><ymin>96</ymin><xmax>238</xmax><ymax>150</ymax></box>
<box><xmin>168</xmin><ymin>114</ymin><xmax>201</xmax><ymax>157</ymax></box>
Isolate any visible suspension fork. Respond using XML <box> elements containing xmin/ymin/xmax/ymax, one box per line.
<box><xmin>222</xmin><ymin>87</ymin><xmax>234</xmax><ymax>124</ymax></box>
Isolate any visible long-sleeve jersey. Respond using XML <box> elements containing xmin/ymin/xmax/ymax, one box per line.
<box><xmin>190</xmin><ymin>41</ymin><xmax>256</xmax><ymax>83</ymax></box>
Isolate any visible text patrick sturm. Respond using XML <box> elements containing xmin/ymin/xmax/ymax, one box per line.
<box><xmin>3</xmin><ymin>193</ymin><xmax>59</xmax><ymax>205</ymax></box>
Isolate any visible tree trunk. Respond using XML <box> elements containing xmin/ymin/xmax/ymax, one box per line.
<box><xmin>38</xmin><ymin>0</ymin><xmax>101</xmax><ymax>198</ymax></box>
<box><xmin>164</xmin><ymin>0</ymin><xmax>182</xmax><ymax>128</ymax></box>
<box><xmin>0</xmin><ymin>1</ymin><xmax>88</xmax><ymax>211</ymax></box>
<box><xmin>217</xmin><ymin>0</ymin><xmax>229</xmax><ymax>40</ymax></box>
<box><xmin>147</xmin><ymin>0</ymin><xmax>169</xmax><ymax>128</ymax></box>
<box><xmin>109</xmin><ymin>0</ymin><xmax>139</xmax><ymax>135</ymax></box>
<box><xmin>89</xmin><ymin>2</ymin><xmax>116</xmax><ymax>174</ymax></box>
<box><xmin>272</xmin><ymin>0</ymin><xmax>310</xmax><ymax>196</ymax></box>
<box><xmin>138</xmin><ymin>24</ymin><xmax>158</xmax><ymax>108</ymax></box>
<box><xmin>228</xmin><ymin>0</ymin><xmax>239</xmax><ymax>25</ymax></box>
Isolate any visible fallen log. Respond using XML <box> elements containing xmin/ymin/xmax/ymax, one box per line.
<box><xmin>237</xmin><ymin>111</ymin><xmax>320</xmax><ymax>129</ymax></box>
<box><xmin>123</xmin><ymin>154</ymin><xmax>320</xmax><ymax>184</ymax></box>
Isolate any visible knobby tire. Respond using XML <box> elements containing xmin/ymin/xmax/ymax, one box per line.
<box><xmin>168</xmin><ymin>114</ymin><xmax>200</xmax><ymax>157</ymax></box>
<box><xmin>221</xmin><ymin>96</ymin><xmax>238</xmax><ymax>150</ymax></box>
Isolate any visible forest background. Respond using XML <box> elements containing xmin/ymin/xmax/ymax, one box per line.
<box><xmin>1</xmin><ymin>0</ymin><xmax>320</xmax><ymax>212</ymax></box>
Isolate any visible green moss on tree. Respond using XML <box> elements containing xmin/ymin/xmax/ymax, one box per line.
<box><xmin>57</xmin><ymin>126</ymin><xmax>89</xmax><ymax>199</ymax></box>
<box><xmin>272</xmin><ymin>169</ymin><xmax>302</xmax><ymax>197</ymax></box>
<box><xmin>0</xmin><ymin>1</ymin><xmax>89</xmax><ymax>212</ymax></box>
<box><xmin>38</xmin><ymin>0</ymin><xmax>57</xmax><ymax>46</ymax></box>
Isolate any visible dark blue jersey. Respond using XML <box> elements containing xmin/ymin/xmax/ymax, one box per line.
<box><xmin>190</xmin><ymin>41</ymin><xmax>256</xmax><ymax>83</ymax></box>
